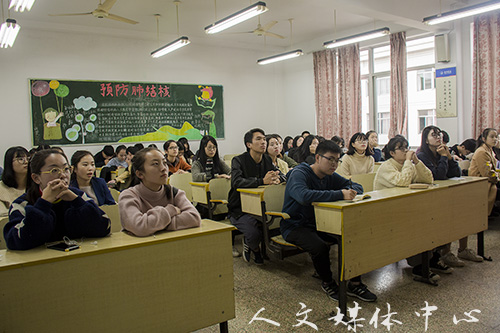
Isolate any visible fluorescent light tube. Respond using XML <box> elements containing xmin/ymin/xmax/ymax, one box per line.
<box><xmin>151</xmin><ymin>36</ymin><xmax>190</xmax><ymax>58</ymax></box>
<box><xmin>323</xmin><ymin>27</ymin><xmax>390</xmax><ymax>49</ymax></box>
<box><xmin>257</xmin><ymin>49</ymin><xmax>303</xmax><ymax>65</ymax></box>
<box><xmin>423</xmin><ymin>0</ymin><xmax>500</xmax><ymax>25</ymax></box>
<box><xmin>205</xmin><ymin>1</ymin><xmax>268</xmax><ymax>34</ymax></box>
<box><xmin>0</xmin><ymin>19</ymin><xmax>21</xmax><ymax>48</ymax></box>
<box><xmin>9</xmin><ymin>0</ymin><xmax>35</xmax><ymax>12</ymax></box>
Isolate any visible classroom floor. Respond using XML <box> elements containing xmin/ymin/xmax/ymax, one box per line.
<box><xmin>196</xmin><ymin>216</ymin><xmax>500</xmax><ymax>333</ymax></box>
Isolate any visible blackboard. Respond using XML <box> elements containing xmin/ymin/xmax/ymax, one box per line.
<box><xmin>29</xmin><ymin>79</ymin><xmax>224</xmax><ymax>146</ymax></box>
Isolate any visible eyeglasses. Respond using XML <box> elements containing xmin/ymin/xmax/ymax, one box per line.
<box><xmin>355</xmin><ymin>139</ymin><xmax>368</xmax><ymax>143</ymax></box>
<box><xmin>14</xmin><ymin>156</ymin><xmax>29</xmax><ymax>163</ymax></box>
<box><xmin>169</xmin><ymin>146</ymin><xmax>179</xmax><ymax>150</ymax></box>
<box><xmin>430</xmin><ymin>132</ymin><xmax>442</xmax><ymax>139</ymax></box>
<box><xmin>40</xmin><ymin>167</ymin><xmax>71</xmax><ymax>176</ymax></box>
<box><xmin>395</xmin><ymin>146</ymin><xmax>409</xmax><ymax>152</ymax></box>
<box><xmin>205</xmin><ymin>146</ymin><xmax>217</xmax><ymax>151</ymax></box>
<box><xmin>319</xmin><ymin>154</ymin><xmax>339</xmax><ymax>165</ymax></box>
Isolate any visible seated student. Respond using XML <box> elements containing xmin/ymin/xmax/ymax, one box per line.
<box><xmin>118</xmin><ymin>147</ymin><xmax>201</xmax><ymax>237</ymax></box>
<box><xmin>283</xmin><ymin>136</ymin><xmax>294</xmax><ymax>154</ymax></box>
<box><xmin>366</xmin><ymin>130</ymin><xmax>383</xmax><ymax>162</ymax></box>
<box><xmin>163</xmin><ymin>140</ymin><xmax>191</xmax><ymax>176</ymax></box>
<box><xmin>337</xmin><ymin>132</ymin><xmax>375</xmax><ymax>178</ymax></box>
<box><xmin>178</xmin><ymin>137</ymin><xmax>195</xmax><ymax>164</ymax></box>
<box><xmin>266</xmin><ymin>134</ymin><xmax>289</xmax><ymax>175</ymax></box>
<box><xmin>276</xmin><ymin>134</ymin><xmax>298</xmax><ymax>169</ymax></box>
<box><xmin>331</xmin><ymin>136</ymin><xmax>346</xmax><ymax>155</ymax></box>
<box><xmin>291</xmin><ymin>135</ymin><xmax>319</xmax><ymax>164</ymax></box>
<box><xmin>374</xmin><ymin>135</ymin><xmax>433</xmax><ymax>190</ymax></box>
<box><xmin>418</xmin><ymin>126</ymin><xmax>482</xmax><ymax>266</ymax></box>
<box><xmin>286</xmin><ymin>135</ymin><xmax>304</xmax><ymax>159</ymax></box>
<box><xmin>4</xmin><ymin>149</ymin><xmax>110</xmax><ymax>250</ymax></box>
<box><xmin>70</xmin><ymin>150</ymin><xmax>115</xmax><ymax>206</ymax></box>
<box><xmin>134</xmin><ymin>143</ymin><xmax>145</xmax><ymax>150</ymax></box>
<box><xmin>94</xmin><ymin>145</ymin><xmax>114</xmax><ymax>168</ymax></box>
<box><xmin>105</xmin><ymin>145</ymin><xmax>128</xmax><ymax>169</ymax></box>
<box><xmin>450</xmin><ymin>139</ymin><xmax>476</xmax><ymax>161</ymax></box>
<box><xmin>302</xmin><ymin>130</ymin><xmax>311</xmax><ymax>138</ymax></box>
<box><xmin>281</xmin><ymin>140</ymin><xmax>377</xmax><ymax>302</ymax></box>
<box><xmin>191</xmin><ymin>135</ymin><xmax>231</xmax><ymax>182</ymax></box>
<box><xmin>108</xmin><ymin>146</ymin><xmax>139</xmax><ymax>191</ymax></box>
<box><xmin>228</xmin><ymin>128</ymin><xmax>284</xmax><ymax>265</ymax></box>
<box><xmin>470</xmin><ymin>128</ymin><xmax>499</xmax><ymax>217</ymax></box>
<box><xmin>0</xmin><ymin>146</ymin><xmax>29</xmax><ymax>217</ymax></box>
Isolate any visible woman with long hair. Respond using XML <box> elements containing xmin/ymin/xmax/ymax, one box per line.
<box><xmin>191</xmin><ymin>135</ymin><xmax>230</xmax><ymax>182</ymax></box>
<box><xmin>291</xmin><ymin>135</ymin><xmax>319</xmax><ymax>164</ymax></box>
<box><xmin>118</xmin><ymin>147</ymin><xmax>201</xmax><ymax>237</ymax></box>
<box><xmin>0</xmin><ymin>146</ymin><xmax>29</xmax><ymax>216</ymax></box>
<box><xmin>70</xmin><ymin>150</ymin><xmax>115</xmax><ymax>206</ymax></box>
<box><xmin>4</xmin><ymin>149</ymin><xmax>110</xmax><ymax>250</ymax></box>
<box><xmin>336</xmin><ymin>132</ymin><xmax>374</xmax><ymax>178</ymax></box>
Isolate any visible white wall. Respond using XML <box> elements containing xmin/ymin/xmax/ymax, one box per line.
<box><xmin>0</xmin><ymin>26</ymin><xmax>286</xmax><ymax>161</ymax></box>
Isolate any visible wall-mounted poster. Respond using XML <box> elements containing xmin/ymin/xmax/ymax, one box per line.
<box><xmin>436</xmin><ymin>67</ymin><xmax>456</xmax><ymax>118</ymax></box>
<box><xmin>30</xmin><ymin>79</ymin><xmax>224</xmax><ymax>146</ymax></box>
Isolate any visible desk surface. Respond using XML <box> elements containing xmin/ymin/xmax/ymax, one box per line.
<box><xmin>313</xmin><ymin>177</ymin><xmax>484</xmax><ymax>209</ymax></box>
<box><xmin>0</xmin><ymin>219</ymin><xmax>234</xmax><ymax>271</ymax></box>
<box><xmin>313</xmin><ymin>177</ymin><xmax>488</xmax><ymax>280</ymax></box>
<box><xmin>0</xmin><ymin>219</ymin><xmax>235</xmax><ymax>333</ymax></box>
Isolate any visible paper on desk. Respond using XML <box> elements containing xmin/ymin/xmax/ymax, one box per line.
<box><xmin>350</xmin><ymin>194</ymin><xmax>371</xmax><ymax>202</ymax></box>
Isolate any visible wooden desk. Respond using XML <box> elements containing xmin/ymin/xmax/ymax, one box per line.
<box><xmin>0</xmin><ymin>220</ymin><xmax>235</xmax><ymax>333</ymax></box>
<box><xmin>313</xmin><ymin>177</ymin><xmax>488</xmax><ymax>314</ymax></box>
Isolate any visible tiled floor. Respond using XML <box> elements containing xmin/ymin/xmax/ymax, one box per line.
<box><xmin>197</xmin><ymin>217</ymin><xmax>500</xmax><ymax>332</ymax></box>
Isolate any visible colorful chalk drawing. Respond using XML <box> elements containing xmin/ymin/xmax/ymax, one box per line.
<box><xmin>195</xmin><ymin>85</ymin><xmax>217</xmax><ymax>137</ymax></box>
<box><xmin>30</xmin><ymin>79</ymin><xmax>224</xmax><ymax>145</ymax></box>
<box><xmin>119</xmin><ymin>122</ymin><xmax>203</xmax><ymax>142</ymax></box>
<box><xmin>32</xmin><ymin>80</ymin><xmax>68</xmax><ymax>141</ymax></box>
<box><xmin>65</xmin><ymin>96</ymin><xmax>98</xmax><ymax>143</ymax></box>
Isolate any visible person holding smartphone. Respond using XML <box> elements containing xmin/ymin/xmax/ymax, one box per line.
<box><xmin>4</xmin><ymin>149</ymin><xmax>111</xmax><ymax>250</ymax></box>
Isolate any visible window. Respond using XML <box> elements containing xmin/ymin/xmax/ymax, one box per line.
<box><xmin>417</xmin><ymin>69</ymin><xmax>434</xmax><ymax>91</ymax></box>
<box><xmin>360</xmin><ymin>36</ymin><xmax>435</xmax><ymax>146</ymax></box>
<box><xmin>418</xmin><ymin>109</ymin><xmax>436</xmax><ymax>133</ymax></box>
<box><xmin>377</xmin><ymin>112</ymin><xmax>390</xmax><ymax>136</ymax></box>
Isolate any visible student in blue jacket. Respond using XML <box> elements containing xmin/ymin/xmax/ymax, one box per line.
<box><xmin>70</xmin><ymin>150</ymin><xmax>115</xmax><ymax>206</ymax></box>
<box><xmin>4</xmin><ymin>149</ymin><xmax>110</xmax><ymax>250</ymax></box>
<box><xmin>280</xmin><ymin>140</ymin><xmax>377</xmax><ymax>303</ymax></box>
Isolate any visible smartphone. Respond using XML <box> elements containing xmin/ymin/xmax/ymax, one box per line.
<box><xmin>47</xmin><ymin>241</ymin><xmax>80</xmax><ymax>252</ymax></box>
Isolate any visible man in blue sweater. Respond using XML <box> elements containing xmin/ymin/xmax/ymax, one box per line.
<box><xmin>280</xmin><ymin>140</ymin><xmax>377</xmax><ymax>302</ymax></box>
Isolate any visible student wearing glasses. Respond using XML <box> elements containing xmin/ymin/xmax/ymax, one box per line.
<box><xmin>336</xmin><ymin>132</ymin><xmax>374</xmax><ymax>178</ymax></box>
<box><xmin>281</xmin><ymin>140</ymin><xmax>377</xmax><ymax>302</ymax></box>
<box><xmin>0</xmin><ymin>146</ymin><xmax>29</xmax><ymax>217</ymax></box>
<box><xmin>191</xmin><ymin>135</ymin><xmax>230</xmax><ymax>182</ymax></box>
<box><xmin>373</xmin><ymin>135</ymin><xmax>432</xmax><ymax>190</ymax></box>
<box><xmin>417</xmin><ymin>126</ymin><xmax>482</xmax><ymax>265</ymax></box>
<box><xmin>163</xmin><ymin>140</ymin><xmax>191</xmax><ymax>176</ymax></box>
<box><xmin>4</xmin><ymin>149</ymin><xmax>110</xmax><ymax>250</ymax></box>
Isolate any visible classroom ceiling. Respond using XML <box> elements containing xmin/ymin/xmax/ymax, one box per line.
<box><xmin>11</xmin><ymin>0</ymin><xmax>479</xmax><ymax>52</ymax></box>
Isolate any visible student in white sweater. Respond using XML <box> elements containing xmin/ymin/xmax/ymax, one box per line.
<box><xmin>336</xmin><ymin>132</ymin><xmax>374</xmax><ymax>178</ymax></box>
<box><xmin>374</xmin><ymin>135</ymin><xmax>433</xmax><ymax>190</ymax></box>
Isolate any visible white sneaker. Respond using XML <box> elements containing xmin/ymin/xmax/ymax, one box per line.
<box><xmin>441</xmin><ymin>252</ymin><xmax>465</xmax><ymax>267</ymax></box>
<box><xmin>458</xmin><ymin>248</ymin><xmax>483</xmax><ymax>262</ymax></box>
<box><xmin>232</xmin><ymin>246</ymin><xmax>241</xmax><ymax>258</ymax></box>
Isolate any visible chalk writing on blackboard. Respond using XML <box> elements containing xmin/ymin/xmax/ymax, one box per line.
<box><xmin>30</xmin><ymin>79</ymin><xmax>224</xmax><ymax>146</ymax></box>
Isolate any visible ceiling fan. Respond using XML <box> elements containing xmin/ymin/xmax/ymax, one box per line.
<box><xmin>235</xmin><ymin>18</ymin><xmax>285</xmax><ymax>39</ymax></box>
<box><xmin>49</xmin><ymin>0</ymin><xmax>139</xmax><ymax>25</ymax></box>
